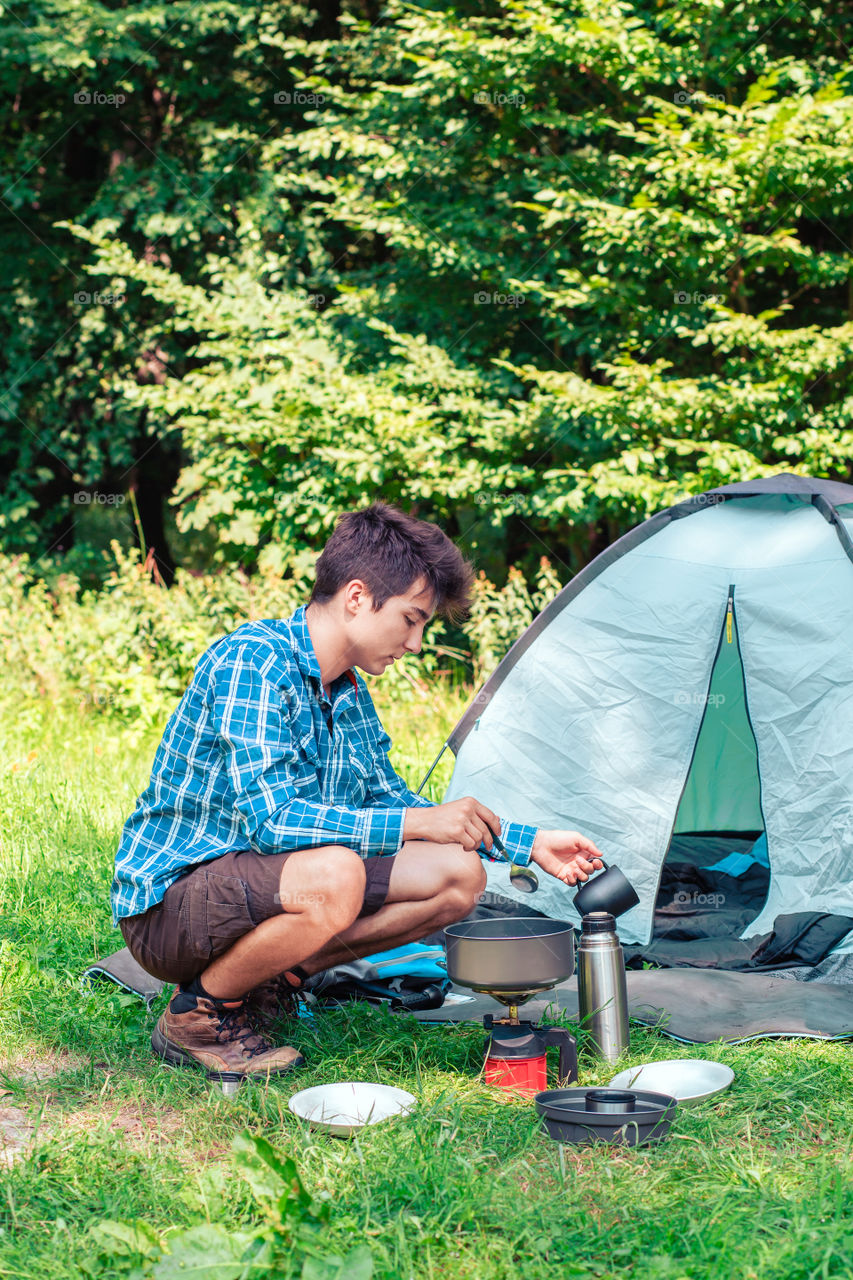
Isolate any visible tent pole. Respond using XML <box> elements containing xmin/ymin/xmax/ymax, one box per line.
<box><xmin>415</xmin><ymin>742</ymin><xmax>450</xmax><ymax>797</ymax></box>
<box><xmin>812</xmin><ymin>494</ymin><xmax>853</xmax><ymax>568</ymax></box>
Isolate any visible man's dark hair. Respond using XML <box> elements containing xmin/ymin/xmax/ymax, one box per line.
<box><xmin>308</xmin><ymin>502</ymin><xmax>475</xmax><ymax>623</ymax></box>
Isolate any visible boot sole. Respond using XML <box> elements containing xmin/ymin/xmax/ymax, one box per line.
<box><xmin>151</xmin><ymin>1022</ymin><xmax>305</xmax><ymax>1080</ymax></box>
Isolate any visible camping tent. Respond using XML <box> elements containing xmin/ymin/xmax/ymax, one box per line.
<box><xmin>440</xmin><ymin>474</ymin><xmax>853</xmax><ymax>954</ymax></box>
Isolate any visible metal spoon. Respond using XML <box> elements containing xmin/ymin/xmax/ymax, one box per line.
<box><xmin>485</xmin><ymin>823</ymin><xmax>539</xmax><ymax>893</ymax></box>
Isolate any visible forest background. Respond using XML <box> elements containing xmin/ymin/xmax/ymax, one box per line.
<box><xmin>1</xmin><ymin>0</ymin><xmax>852</xmax><ymax>722</ymax></box>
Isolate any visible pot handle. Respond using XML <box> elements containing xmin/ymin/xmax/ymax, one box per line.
<box><xmin>544</xmin><ymin>1027</ymin><xmax>578</xmax><ymax>1085</ymax></box>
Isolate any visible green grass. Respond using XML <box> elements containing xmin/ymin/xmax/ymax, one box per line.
<box><xmin>1</xmin><ymin>694</ymin><xmax>853</xmax><ymax>1278</ymax></box>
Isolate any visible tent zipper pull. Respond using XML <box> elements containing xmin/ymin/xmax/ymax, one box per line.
<box><xmin>725</xmin><ymin>592</ymin><xmax>733</xmax><ymax>644</ymax></box>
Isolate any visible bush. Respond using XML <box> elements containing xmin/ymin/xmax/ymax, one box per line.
<box><xmin>0</xmin><ymin>549</ymin><xmax>566</xmax><ymax>731</ymax></box>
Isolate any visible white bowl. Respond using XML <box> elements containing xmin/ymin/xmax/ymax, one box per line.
<box><xmin>609</xmin><ymin>1059</ymin><xmax>734</xmax><ymax>1107</ymax></box>
<box><xmin>288</xmin><ymin>1082</ymin><xmax>417</xmax><ymax>1137</ymax></box>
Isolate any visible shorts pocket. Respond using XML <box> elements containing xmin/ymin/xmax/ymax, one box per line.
<box><xmin>203</xmin><ymin>871</ymin><xmax>256</xmax><ymax>961</ymax></box>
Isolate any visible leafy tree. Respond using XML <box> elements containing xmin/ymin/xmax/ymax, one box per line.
<box><xmin>0</xmin><ymin>1</ymin><xmax>325</xmax><ymax>578</ymax></box>
<box><xmin>2</xmin><ymin>0</ymin><xmax>852</xmax><ymax>586</ymax></box>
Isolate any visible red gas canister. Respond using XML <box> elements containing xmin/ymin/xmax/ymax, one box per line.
<box><xmin>483</xmin><ymin>1018</ymin><xmax>577</xmax><ymax>1098</ymax></box>
<box><xmin>484</xmin><ymin>1049</ymin><xmax>548</xmax><ymax>1097</ymax></box>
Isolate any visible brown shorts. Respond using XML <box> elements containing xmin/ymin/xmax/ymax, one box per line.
<box><xmin>119</xmin><ymin>848</ymin><xmax>396</xmax><ymax>986</ymax></box>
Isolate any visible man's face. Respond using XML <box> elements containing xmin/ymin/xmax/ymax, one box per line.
<box><xmin>348</xmin><ymin>575</ymin><xmax>436</xmax><ymax>675</ymax></box>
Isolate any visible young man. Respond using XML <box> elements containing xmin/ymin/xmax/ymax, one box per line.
<box><xmin>112</xmin><ymin>503</ymin><xmax>603</xmax><ymax>1080</ymax></box>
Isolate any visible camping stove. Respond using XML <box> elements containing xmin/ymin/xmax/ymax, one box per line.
<box><xmin>444</xmin><ymin>918</ymin><xmax>578</xmax><ymax>1098</ymax></box>
<box><xmin>482</xmin><ymin>995</ymin><xmax>577</xmax><ymax>1098</ymax></box>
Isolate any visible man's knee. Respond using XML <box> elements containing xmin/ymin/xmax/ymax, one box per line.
<box><xmin>278</xmin><ymin>844</ymin><xmax>365</xmax><ymax>929</ymax></box>
<box><xmin>443</xmin><ymin>847</ymin><xmax>487</xmax><ymax>915</ymax></box>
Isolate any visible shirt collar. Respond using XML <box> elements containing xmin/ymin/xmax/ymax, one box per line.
<box><xmin>290</xmin><ymin>604</ymin><xmax>358</xmax><ymax>701</ymax></box>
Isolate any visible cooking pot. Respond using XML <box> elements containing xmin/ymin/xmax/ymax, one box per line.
<box><xmin>444</xmin><ymin>917</ymin><xmax>575</xmax><ymax>996</ymax></box>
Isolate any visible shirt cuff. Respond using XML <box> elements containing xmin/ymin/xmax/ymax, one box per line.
<box><xmin>358</xmin><ymin>805</ymin><xmax>407</xmax><ymax>857</ymax></box>
<box><xmin>478</xmin><ymin>819</ymin><xmax>538</xmax><ymax>867</ymax></box>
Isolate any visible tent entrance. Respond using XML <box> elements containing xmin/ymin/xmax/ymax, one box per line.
<box><xmin>653</xmin><ymin>589</ymin><xmax>769</xmax><ymax>942</ymax></box>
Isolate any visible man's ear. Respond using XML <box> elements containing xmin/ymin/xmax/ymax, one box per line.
<box><xmin>342</xmin><ymin>579</ymin><xmax>371</xmax><ymax>615</ymax></box>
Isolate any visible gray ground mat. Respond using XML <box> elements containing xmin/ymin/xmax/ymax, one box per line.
<box><xmin>82</xmin><ymin>948</ymin><xmax>167</xmax><ymax>1004</ymax></box>
<box><xmin>85</xmin><ymin>949</ymin><xmax>853</xmax><ymax>1042</ymax></box>
<box><xmin>414</xmin><ymin>970</ymin><xmax>853</xmax><ymax>1043</ymax></box>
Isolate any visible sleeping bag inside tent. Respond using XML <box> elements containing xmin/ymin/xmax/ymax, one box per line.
<box><xmin>440</xmin><ymin>474</ymin><xmax>853</xmax><ymax>977</ymax></box>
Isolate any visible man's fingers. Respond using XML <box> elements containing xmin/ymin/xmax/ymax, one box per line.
<box><xmin>473</xmin><ymin>800</ymin><xmax>501</xmax><ymax>840</ymax></box>
<box><xmin>464</xmin><ymin>821</ymin><xmax>484</xmax><ymax>851</ymax></box>
<box><xmin>470</xmin><ymin>815</ymin><xmax>494</xmax><ymax>851</ymax></box>
<box><xmin>574</xmin><ymin>834</ymin><xmax>604</xmax><ymax>860</ymax></box>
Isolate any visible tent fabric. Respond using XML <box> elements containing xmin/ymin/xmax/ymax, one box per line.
<box><xmin>675</xmin><ymin>596</ymin><xmax>761</xmax><ymax>833</ymax></box>
<box><xmin>709</xmin><ymin>473</ymin><xmax>853</xmax><ymax>504</ymax></box>
<box><xmin>443</xmin><ymin>477</ymin><xmax>853</xmax><ymax>949</ymax></box>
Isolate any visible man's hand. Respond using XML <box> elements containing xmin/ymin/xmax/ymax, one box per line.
<box><xmin>404</xmin><ymin>796</ymin><xmax>501</xmax><ymax>852</ymax></box>
<box><xmin>531</xmin><ymin>829</ymin><xmax>604</xmax><ymax>886</ymax></box>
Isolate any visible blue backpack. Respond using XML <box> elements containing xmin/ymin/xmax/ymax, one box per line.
<box><xmin>304</xmin><ymin>942</ymin><xmax>449</xmax><ymax>1011</ymax></box>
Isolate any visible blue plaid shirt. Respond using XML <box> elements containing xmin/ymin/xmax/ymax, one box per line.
<box><xmin>111</xmin><ymin>604</ymin><xmax>538</xmax><ymax>922</ymax></box>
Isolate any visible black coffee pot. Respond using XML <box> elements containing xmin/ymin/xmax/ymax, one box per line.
<box><xmin>573</xmin><ymin>861</ymin><xmax>640</xmax><ymax>918</ymax></box>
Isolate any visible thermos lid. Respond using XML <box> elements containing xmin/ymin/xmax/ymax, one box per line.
<box><xmin>580</xmin><ymin>911</ymin><xmax>616</xmax><ymax>933</ymax></box>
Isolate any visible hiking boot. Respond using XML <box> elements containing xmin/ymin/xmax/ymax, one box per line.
<box><xmin>243</xmin><ymin>972</ymin><xmax>303</xmax><ymax>1033</ymax></box>
<box><xmin>151</xmin><ymin>989</ymin><xmax>305</xmax><ymax>1080</ymax></box>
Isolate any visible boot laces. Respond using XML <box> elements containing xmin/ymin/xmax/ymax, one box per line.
<box><xmin>208</xmin><ymin>1002</ymin><xmax>273</xmax><ymax>1059</ymax></box>
<box><xmin>248</xmin><ymin>975</ymin><xmax>300</xmax><ymax>1016</ymax></box>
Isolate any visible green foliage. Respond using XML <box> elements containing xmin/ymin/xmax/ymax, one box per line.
<box><xmin>465</xmin><ymin>556</ymin><xmax>564</xmax><ymax>682</ymax></box>
<box><xmin>0</xmin><ymin>543</ymin><xmax>561</xmax><ymax>730</ymax></box>
<box><xmin>0</xmin><ymin>543</ymin><xmax>308</xmax><ymax>733</ymax></box>
<box><xmin>83</xmin><ymin>1132</ymin><xmax>374</xmax><ymax>1279</ymax></box>
<box><xmin>2</xmin><ymin>1</ymin><xmax>852</xmax><ymax>584</ymax></box>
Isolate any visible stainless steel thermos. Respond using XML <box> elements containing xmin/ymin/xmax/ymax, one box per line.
<box><xmin>577</xmin><ymin>911</ymin><xmax>630</xmax><ymax>1062</ymax></box>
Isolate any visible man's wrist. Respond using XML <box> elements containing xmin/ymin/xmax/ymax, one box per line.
<box><xmin>403</xmin><ymin>807</ymin><xmax>427</xmax><ymax>841</ymax></box>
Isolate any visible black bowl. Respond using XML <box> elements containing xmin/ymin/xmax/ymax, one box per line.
<box><xmin>535</xmin><ymin>1087</ymin><xmax>677</xmax><ymax>1146</ymax></box>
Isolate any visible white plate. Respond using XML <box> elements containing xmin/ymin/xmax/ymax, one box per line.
<box><xmin>609</xmin><ymin>1059</ymin><xmax>734</xmax><ymax>1106</ymax></box>
<box><xmin>288</xmin><ymin>1082</ymin><xmax>417</xmax><ymax>1137</ymax></box>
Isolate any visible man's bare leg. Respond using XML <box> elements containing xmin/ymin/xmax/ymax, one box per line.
<box><xmin>200</xmin><ymin>845</ymin><xmax>366</xmax><ymax>999</ymax></box>
<box><xmin>200</xmin><ymin>840</ymin><xmax>484</xmax><ymax>999</ymax></box>
<box><xmin>298</xmin><ymin>841</ymin><xmax>485</xmax><ymax>974</ymax></box>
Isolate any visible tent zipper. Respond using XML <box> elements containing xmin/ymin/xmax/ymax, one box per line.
<box><xmin>729</xmin><ymin>589</ymin><xmax>770</xmax><ymax>891</ymax></box>
<box><xmin>648</xmin><ymin>584</ymin><xmax>735</xmax><ymax>927</ymax></box>
<box><xmin>725</xmin><ymin>591</ymin><xmax>734</xmax><ymax>644</ymax></box>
